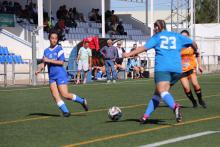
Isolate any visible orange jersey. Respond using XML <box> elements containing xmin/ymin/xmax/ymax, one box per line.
<box><xmin>181</xmin><ymin>47</ymin><xmax>197</xmax><ymax>73</ymax></box>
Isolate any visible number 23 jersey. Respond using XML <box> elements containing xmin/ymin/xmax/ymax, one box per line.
<box><xmin>144</xmin><ymin>30</ymin><xmax>193</xmax><ymax>73</ymax></box>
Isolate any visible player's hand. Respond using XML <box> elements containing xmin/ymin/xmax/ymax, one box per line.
<box><xmin>198</xmin><ymin>66</ymin><xmax>203</xmax><ymax>74</ymax></box>
<box><xmin>35</xmin><ymin>70</ymin><xmax>40</xmax><ymax>75</ymax></box>
<box><xmin>122</xmin><ymin>52</ymin><xmax>130</xmax><ymax>58</ymax></box>
<box><xmin>43</xmin><ymin>57</ymin><xmax>50</xmax><ymax>63</ymax></box>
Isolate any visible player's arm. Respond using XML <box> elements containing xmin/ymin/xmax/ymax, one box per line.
<box><xmin>123</xmin><ymin>46</ymin><xmax>146</xmax><ymax>58</ymax></box>
<box><xmin>35</xmin><ymin>62</ymin><xmax>46</xmax><ymax>75</ymax></box>
<box><xmin>77</xmin><ymin>50</ymin><xmax>81</xmax><ymax>62</ymax></box>
<box><xmin>100</xmin><ymin>47</ymin><xmax>105</xmax><ymax>57</ymax></box>
<box><xmin>196</xmin><ymin>54</ymin><xmax>203</xmax><ymax>73</ymax></box>
<box><xmin>191</xmin><ymin>41</ymin><xmax>203</xmax><ymax>73</ymax></box>
<box><xmin>89</xmin><ymin>56</ymin><xmax>92</xmax><ymax>69</ymax></box>
<box><xmin>43</xmin><ymin>57</ymin><xmax>64</xmax><ymax>65</ymax></box>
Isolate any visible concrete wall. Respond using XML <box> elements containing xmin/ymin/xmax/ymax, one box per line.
<box><xmin>0</xmin><ymin>32</ymin><xmax>31</xmax><ymax>59</ymax></box>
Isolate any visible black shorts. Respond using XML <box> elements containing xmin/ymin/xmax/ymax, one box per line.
<box><xmin>115</xmin><ymin>58</ymin><xmax>123</xmax><ymax>65</ymax></box>
<box><xmin>181</xmin><ymin>69</ymin><xmax>194</xmax><ymax>78</ymax></box>
<box><xmin>92</xmin><ymin>49</ymin><xmax>101</xmax><ymax>58</ymax></box>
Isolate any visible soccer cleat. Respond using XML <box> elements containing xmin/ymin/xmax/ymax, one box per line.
<box><xmin>113</xmin><ymin>80</ymin><xmax>116</xmax><ymax>83</ymax></box>
<box><xmin>192</xmin><ymin>100</ymin><xmax>198</xmax><ymax>108</ymax></box>
<box><xmin>198</xmin><ymin>99</ymin><xmax>207</xmax><ymax>108</ymax></box>
<box><xmin>63</xmin><ymin>112</ymin><xmax>71</xmax><ymax>117</ymax></box>
<box><xmin>107</xmin><ymin>80</ymin><xmax>111</xmax><ymax>83</ymax></box>
<box><xmin>139</xmin><ymin>114</ymin><xmax>149</xmax><ymax>124</ymax></box>
<box><xmin>83</xmin><ymin>79</ymin><xmax>87</xmax><ymax>84</ymax></box>
<box><xmin>81</xmin><ymin>98</ymin><xmax>88</xmax><ymax>111</ymax></box>
<box><xmin>76</xmin><ymin>80</ymin><xmax>80</xmax><ymax>85</ymax></box>
<box><xmin>174</xmin><ymin>104</ymin><xmax>182</xmax><ymax>123</ymax></box>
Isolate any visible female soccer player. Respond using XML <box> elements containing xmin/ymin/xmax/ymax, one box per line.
<box><xmin>180</xmin><ymin>30</ymin><xmax>206</xmax><ymax>108</ymax></box>
<box><xmin>35</xmin><ymin>30</ymin><xmax>88</xmax><ymax>117</ymax></box>
<box><xmin>123</xmin><ymin>20</ymin><xmax>194</xmax><ymax>124</ymax></box>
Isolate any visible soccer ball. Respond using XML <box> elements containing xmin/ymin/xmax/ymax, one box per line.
<box><xmin>108</xmin><ymin>106</ymin><xmax>122</xmax><ymax>121</ymax></box>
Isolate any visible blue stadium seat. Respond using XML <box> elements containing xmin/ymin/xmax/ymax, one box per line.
<box><xmin>5</xmin><ymin>55</ymin><xmax>13</xmax><ymax>64</ymax></box>
<box><xmin>12</xmin><ymin>55</ymin><xmax>19</xmax><ymax>64</ymax></box>
<box><xmin>17</xmin><ymin>55</ymin><xmax>24</xmax><ymax>64</ymax></box>
<box><xmin>1</xmin><ymin>56</ymin><xmax>6</xmax><ymax>63</ymax></box>
<box><xmin>0</xmin><ymin>47</ymin><xmax>3</xmax><ymax>55</ymax></box>
<box><xmin>2</xmin><ymin>47</ymin><xmax>9</xmax><ymax>55</ymax></box>
<box><xmin>0</xmin><ymin>56</ymin><xmax>4</xmax><ymax>64</ymax></box>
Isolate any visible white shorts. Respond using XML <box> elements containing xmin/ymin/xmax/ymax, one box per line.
<box><xmin>78</xmin><ymin>60</ymin><xmax>89</xmax><ymax>71</ymax></box>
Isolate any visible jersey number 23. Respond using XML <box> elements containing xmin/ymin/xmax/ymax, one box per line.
<box><xmin>160</xmin><ymin>36</ymin><xmax>176</xmax><ymax>49</ymax></box>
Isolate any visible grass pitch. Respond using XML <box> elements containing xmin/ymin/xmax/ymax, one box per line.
<box><xmin>0</xmin><ymin>74</ymin><xmax>220</xmax><ymax>147</ymax></box>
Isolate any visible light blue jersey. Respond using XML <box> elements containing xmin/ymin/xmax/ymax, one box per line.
<box><xmin>144</xmin><ymin>30</ymin><xmax>193</xmax><ymax>73</ymax></box>
<box><xmin>43</xmin><ymin>45</ymin><xmax>67</xmax><ymax>81</ymax></box>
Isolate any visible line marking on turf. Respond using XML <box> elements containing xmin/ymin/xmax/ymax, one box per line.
<box><xmin>140</xmin><ymin>131</ymin><xmax>220</xmax><ymax>147</ymax></box>
<box><xmin>0</xmin><ymin>116</ymin><xmax>49</xmax><ymax>125</ymax></box>
<box><xmin>62</xmin><ymin>116</ymin><xmax>220</xmax><ymax>147</ymax></box>
<box><xmin>0</xmin><ymin>94</ymin><xmax>219</xmax><ymax>125</ymax></box>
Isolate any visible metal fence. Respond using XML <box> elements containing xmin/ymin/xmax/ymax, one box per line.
<box><xmin>0</xmin><ymin>55</ymin><xmax>220</xmax><ymax>87</ymax></box>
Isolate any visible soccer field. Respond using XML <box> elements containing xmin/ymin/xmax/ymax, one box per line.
<box><xmin>0</xmin><ymin>74</ymin><xmax>220</xmax><ymax>147</ymax></box>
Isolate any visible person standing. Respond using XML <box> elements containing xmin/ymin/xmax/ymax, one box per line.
<box><xmin>83</xmin><ymin>36</ymin><xmax>100</xmax><ymax>80</ymax></box>
<box><xmin>100</xmin><ymin>39</ymin><xmax>118</xmax><ymax>83</ymax></box>
<box><xmin>76</xmin><ymin>41</ymin><xmax>92</xmax><ymax>84</ymax></box>
<box><xmin>123</xmin><ymin>20</ymin><xmax>195</xmax><ymax>124</ymax></box>
<box><xmin>115</xmin><ymin>41</ymin><xmax>126</xmax><ymax>70</ymax></box>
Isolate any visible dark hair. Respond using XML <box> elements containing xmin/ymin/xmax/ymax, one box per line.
<box><xmin>180</xmin><ymin>30</ymin><xmax>190</xmax><ymax>36</ymax></box>
<box><xmin>48</xmin><ymin>29</ymin><xmax>59</xmax><ymax>41</ymax></box>
<box><xmin>154</xmin><ymin>19</ymin><xmax>167</xmax><ymax>32</ymax></box>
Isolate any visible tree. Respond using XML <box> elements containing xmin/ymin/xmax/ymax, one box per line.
<box><xmin>195</xmin><ymin>0</ymin><xmax>218</xmax><ymax>23</ymax></box>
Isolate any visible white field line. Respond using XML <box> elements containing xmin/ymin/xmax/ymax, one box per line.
<box><xmin>140</xmin><ymin>131</ymin><xmax>220</xmax><ymax>147</ymax></box>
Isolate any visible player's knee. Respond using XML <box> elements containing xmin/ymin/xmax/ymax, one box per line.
<box><xmin>183</xmin><ymin>87</ymin><xmax>191</xmax><ymax>93</ymax></box>
<box><xmin>193</xmin><ymin>85</ymin><xmax>201</xmax><ymax>91</ymax></box>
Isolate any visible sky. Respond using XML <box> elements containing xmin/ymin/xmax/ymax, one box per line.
<box><xmin>111</xmin><ymin>0</ymin><xmax>172</xmax><ymax>11</ymax></box>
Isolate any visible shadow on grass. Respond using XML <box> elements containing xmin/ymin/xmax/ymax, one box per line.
<box><xmin>158</xmin><ymin>105</ymin><xmax>193</xmax><ymax>109</ymax></box>
<box><xmin>106</xmin><ymin>118</ymin><xmax>170</xmax><ymax>125</ymax></box>
<box><xmin>28</xmin><ymin>113</ymin><xmax>87</xmax><ymax>117</ymax></box>
<box><xmin>28</xmin><ymin>113</ymin><xmax>61</xmax><ymax>117</ymax></box>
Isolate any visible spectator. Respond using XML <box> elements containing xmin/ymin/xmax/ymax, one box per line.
<box><xmin>111</xmin><ymin>10</ymin><xmax>119</xmax><ymax>24</ymax></box>
<box><xmin>83</xmin><ymin>36</ymin><xmax>100</xmax><ymax>80</ymax></box>
<box><xmin>72</xmin><ymin>7</ymin><xmax>85</xmax><ymax>22</ymax></box>
<box><xmin>105</xmin><ymin>10</ymin><xmax>112</xmax><ymax>22</ymax></box>
<box><xmin>54</xmin><ymin>19</ymin><xmax>66</xmax><ymax>41</ymax></box>
<box><xmin>88</xmin><ymin>8</ymin><xmax>97</xmax><ymax>21</ymax></box>
<box><xmin>116</xmin><ymin>21</ymin><xmax>127</xmax><ymax>35</ymax></box>
<box><xmin>127</xmin><ymin>54</ymin><xmax>144</xmax><ymax>79</ymax></box>
<box><xmin>56</xmin><ymin>6</ymin><xmax>62</xmax><ymax>20</ymax></box>
<box><xmin>95</xmin><ymin>9</ymin><xmax>101</xmax><ymax>22</ymax></box>
<box><xmin>115</xmin><ymin>41</ymin><xmax>126</xmax><ymax>70</ymax></box>
<box><xmin>32</xmin><ymin>3</ymin><xmax>38</xmax><ymax>24</ymax></box>
<box><xmin>76</xmin><ymin>41</ymin><xmax>92</xmax><ymax>84</ymax></box>
<box><xmin>100</xmin><ymin>39</ymin><xmax>118</xmax><ymax>83</ymax></box>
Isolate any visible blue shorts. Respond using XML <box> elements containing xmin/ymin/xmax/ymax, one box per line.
<box><xmin>154</xmin><ymin>71</ymin><xmax>182</xmax><ymax>86</ymax></box>
<box><xmin>49</xmin><ymin>77</ymin><xmax>68</xmax><ymax>86</ymax></box>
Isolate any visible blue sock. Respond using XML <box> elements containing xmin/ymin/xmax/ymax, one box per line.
<box><xmin>72</xmin><ymin>94</ymin><xmax>84</xmax><ymax>104</ymax></box>
<box><xmin>160</xmin><ymin>92</ymin><xmax>175</xmax><ymax>109</ymax></box>
<box><xmin>144</xmin><ymin>95</ymin><xmax>160</xmax><ymax>117</ymax></box>
<box><xmin>57</xmin><ymin>101</ymin><xmax>69</xmax><ymax>113</ymax></box>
